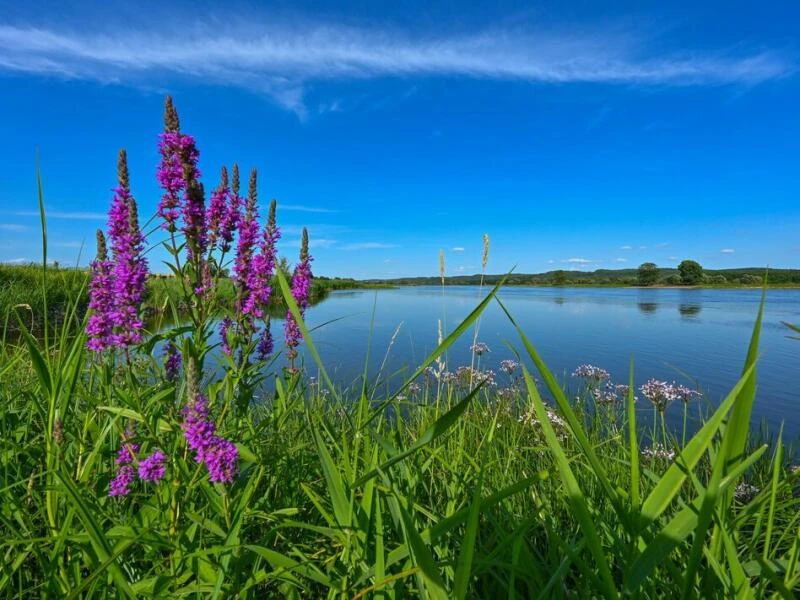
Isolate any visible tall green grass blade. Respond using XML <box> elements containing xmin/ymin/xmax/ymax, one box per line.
<box><xmin>354</xmin><ymin>385</ymin><xmax>481</xmax><ymax>487</ymax></box>
<box><xmin>310</xmin><ymin>422</ymin><xmax>352</xmax><ymax>529</ymax></box>
<box><xmin>625</xmin><ymin>443</ymin><xmax>767</xmax><ymax>592</ymax></box>
<box><xmin>54</xmin><ymin>471</ymin><xmax>135</xmax><ymax>598</ymax></box>
<box><xmin>453</xmin><ymin>474</ymin><xmax>483</xmax><ymax>600</ymax></box>
<box><xmin>639</xmin><ymin>362</ymin><xmax>756</xmax><ymax>527</ymax></box>
<box><xmin>521</xmin><ymin>366</ymin><xmax>619</xmax><ymax>599</ymax></box>
<box><xmin>627</xmin><ymin>360</ymin><xmax>640</xmax><ymax>513</ymax></box>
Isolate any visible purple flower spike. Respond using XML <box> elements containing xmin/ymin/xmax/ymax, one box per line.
<box><xmin>108</xmin><ymin>150</ymin><xmax>148</xmax><ymax>349</ymax></box>
<box><xmin>181</xmin><ymin>393</ymin><xmax>238</xmax><ymax>484</ymax></box>
<box><xmin>86</xmin><ymin>230</ymin><xmax>115</xmax><ymax>352</ymax></box>
<box><xmin>138</xmin><ymin>450</ymin><xmax>167</xmax><ymax>483</ymax></box>
<box><xmin>164</xmin><ymin>340</ymin><xmax>182</xmax><ymax>382</ymax></box>
<box><xmin>219</xmin><ymin>318</ymin><xmax>233</xmax><ymax>356</ymax></box>
<box><xmin>285</xmin><ymin>228</ymin><xmax>313</xmax><ymax>368</ymax></box>
<box><xmin>234</xmin><ymin>167</ymin><xmax>260</xmax><ymax>320</ymax></box>
<box><xmin>257</xmin><ymin>324</ymin><xmax>274</xmax><ymax>360</ymax></box>
<box><xmin>109</xmin><ymin>465</ymin><xmax>136</xmax><ymax>497</ymax></box>
<box><xmin>205</xmin><ymin>439</ymin><xmax>238</xmax><ymax>483</ymax></box>
<box><xmin>218</xmin><ymin>174</ymin><xmax>240</xmax><ymax>255</ymax></box>
<box><xmin>115</xmin><ymin>442</ymin><xmax>140</xmax><ymax>466</ymax></box>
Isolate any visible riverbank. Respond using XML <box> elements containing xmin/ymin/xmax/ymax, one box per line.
<box><xmin>3</xmin><ymin>281</ymin><xmax>799</xmax><ymax>597</ymax></box>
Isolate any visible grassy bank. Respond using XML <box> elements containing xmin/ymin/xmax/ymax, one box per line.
<box><xmin>1</xmin><ymin>272</ymin><xmax>799</xmax><ymax>597</ymax></box>
<box><xmin>0</xmin><ymin>264</ymin><xmax>386</xmax><ymax>337</ymax></box>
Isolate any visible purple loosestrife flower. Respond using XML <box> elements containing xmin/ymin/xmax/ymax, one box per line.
<box><xmin>219</xmin><ymin>318</ymin><xmax>233</xmax><ymax>356</ymax></box>
<box><xmin>109</xmin><ymin>465</ymin><xmax>136</xmax><ymax>497</ymax></box>
<box><xmin>256</xmin><ymin>324</ymin><xmax>274</xmax><ymax>360</ymax></box>
<box><xmin>183</xmin><ymin>180</ymin><xmax>207</xmax><ymax>267</ymax></box>
<box><xmin>218</xmin><ymin>168</ymin><xmax>241</xmax><ymax>254</ymax></box>
<box><xmin>115</xmin><ymin>442</ymin><xmax>140</xmax><ymax>466</ymax></box>
<box><xmin>156</xmin><ymin>97</ymin><xmax>185</xmax><ymax>231</ymax></box>
<box><xmin>246</xmin><ymin>199</ymin><xmax>281</xmax><ymax>319</ymax></box>
<box><xmin>204</xmin><ymin>439</ymin><xmax>238</xmax><ymax>483</ymax></box>
<box><xmin>207</xmin><ymin>166</ymin><xmax>229</xmax><ymax>252</ymax></box>
<box><xmin>285</xmin><ymin>228</ymin><xmax>313</xmax><ymax>368</ymax></box>
<box><xmin>233</xmin><ymin>167</ymin><xmax>260</xmax><ymax>321</ymax></box>
<box><xmin>138</xmin><ymin>450</ymin><xmax>167</xmax><ymax>483</ymax></box>
<box><xmin>108</xmin><ymin>150</ymin><xmax>148</xmax><ymax>348</ymax></box>
<box><xmin>109</xmin><ymin>440</ymin><xmax>140</xmax><ymax>497</ymax></box>
<box><xmin>181</xmin><ymin>392</ymin><xmax>238</xmax><ymax>484</ymax></box>
<box><xmin>86</xmin><ymin>230</ymin><xmax>115</xmax><ymax>352</ymax></box>
<box><xmin>163</xmin><ymin>340</ymin><xmax>182</xmax><ymax>382</ymax></box>
<box><xmin>247</xmin><ymin>199</ymin><xmax>280</xmax><ymax>318</ymax></box>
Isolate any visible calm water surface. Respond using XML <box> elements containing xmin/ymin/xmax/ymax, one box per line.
<box><xmin>270</xmin><ymin>286</ymin><xmax>800</xmax><ymax>441</ymax></box>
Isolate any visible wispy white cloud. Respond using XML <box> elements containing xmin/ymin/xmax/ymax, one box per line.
<box><xmin>6</xmin><ymin>209</ymin><xmax>106</xmax><ymax>220</ymax></box>
<box><xmin>0</xmin><ymin>19</ymin><xmax>791</xmax><ymax>115</ymax></box>
<box><xmin>0</xmin><ymin>224</ymin><xmax>27</xmax><ymax>232</ymax></box>
<box><xmin>654</xmin><ymin>242</ymin><xmax>670</xmax><ymax>248</ymax></box>
<box><xmin>667</xmin><ymin>256</ymin><xmax>679</xmax><ymax>261</ymax></box>
<box><xmin>341</xmin><ymin>242</ymin><xmax>398</xmax><ymax>251</ymax></box>
<box><xmin>566</xmin><ymin>257</ymin><xmax>593</xmax><ymax>264</ymax></box>
<box><xmin>721</xmin><ymin>248</ymin><xmax>735</xmax><ymax>254</ymax></box>
<box><xmin>614</xmin><ymin>257</ymin><xmax>627</xmax><ymax>263</ymax></box>
<box><xmin>280</xmin><ymin>204</ymin><xmax>339</xmax><ymax>213</ymax></box>
<box><xmin>452</xmin><ymin>246</ymin><xmax>465</xmax><ymax>252</ymax></box>
<box><xmin>619</xmin><ymin>245</ymin><xmax>633</xmax><ymax>250</ymax></box>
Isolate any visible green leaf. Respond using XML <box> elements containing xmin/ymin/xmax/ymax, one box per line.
<box><xmin>354</xmin><ymin>385</ymin><xmax>481</xmax><ymax>487</ymax></box>
<box><xmin>521</xmin><ymin>367</ymin><xmax>619</xmax><ymax>599</ymax></box>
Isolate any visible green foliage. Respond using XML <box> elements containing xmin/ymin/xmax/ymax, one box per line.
<box><xmin>2</xmin><ymin>271</ymin><xmax>799</xmax><ymax>596</ymax></box>
<box><xmin>552</xmin><ymin>269</ymin><xmax>568</xmax><ymax>286</ymax></box>
<box><xmin>679</xmin><ymin>259</ymin><xmax>704</xmax><ymax>285</ymax></box>
<box><xmin>637</xmin><ymin>262</ymin><xmax>659</xmax><ymax>286</ymax></box>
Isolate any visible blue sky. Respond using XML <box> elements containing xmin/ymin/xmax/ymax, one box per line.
<box><xmin>0</xmin><ymin>0</ymin><xmax>798</xmax><ymax>278</ymax></box>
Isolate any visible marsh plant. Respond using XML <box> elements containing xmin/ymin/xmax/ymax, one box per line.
<box><xmin>1</xmin><ymin>98</ymin><xmax>799</xmax><ymax>598</ymax></box>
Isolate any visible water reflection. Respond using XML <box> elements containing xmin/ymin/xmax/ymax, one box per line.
<box><xmin>679</xmin><ymin>304</ymin><xmax>702</xmax><ymax>318</ymax></box>
<box><xmin>637</xmin><ymin>302</ymin><xmax>658</xmax><ymax>314</ymax></box>
<box><xmin>553</xmin><ymin>296</ymin><xmax>565</xmax><ymax>305</ymax></box>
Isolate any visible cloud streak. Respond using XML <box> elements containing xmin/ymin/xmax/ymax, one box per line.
<box><xmin>280</xmin><ymin>204</ymin><xmax>339</xmax><ymax>213</ymax></box>
<box><xmin>0</xmin><ymin>224</ymin><xmax>27</xmax><ymax>232</ymax></box>
<box><xmin>0</xmin><ymin>19</ymin><xmax>792</xmax><ymax>114</ymax></box>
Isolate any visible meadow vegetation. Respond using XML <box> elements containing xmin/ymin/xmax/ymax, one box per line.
<box><xmin>1</xmin><ymin>98</ymin><xmax>798</xmax><ymax>598</ymax></box>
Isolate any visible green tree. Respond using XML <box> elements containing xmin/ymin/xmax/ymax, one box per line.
<box><xmin>637</xmin><ymin>262</ymin><xmax>659</xmax><ymax>286</ymax></box>
<box><xmin>552</xmin><ymin>270</ymin><xmax>568</xmax><ymax>286</ymax></box>
<box><xmin>678</xmin><ymin>260</ymin><xmax>703</xmax><ymax>285</ymax></box>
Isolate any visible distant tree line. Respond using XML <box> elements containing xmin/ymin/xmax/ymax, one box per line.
<box><xmin>363</xmin><ymin>263</ymin><xmax>799</xmax><ymax>288</ymax></box>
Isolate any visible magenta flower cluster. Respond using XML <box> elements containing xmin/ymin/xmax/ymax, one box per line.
<box><xmin>181</xmin><ymin>395</ymin><xmax>238</xmax><ymax>483</ymax></box>
<box><xmin>157</xmin><ymin>131</ymin><xmax>200</xmax><ymax>231</ymax></box>
<box><xmin>285</xmin><ymin>228</ymin><xmax>313</xmax><ymax>366</ymax></box>
<box><xmin>86</xmin><ymin>231</ymin><xmax>115</xmax><ymax>352</ymax></box>
<box><xmin>163</xmin><ymin>340</ymin><xmax>182</xmax><ymax>382</ymax></box>
<box><xmin>109</xmin><ymin>442</ymin><xmax>167</xmax><ymax>497</ymax></box>
<box><xmin>87</xmin><ymin>152</ymin><xmax>148</xmax><ymax>352</ymax></box>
